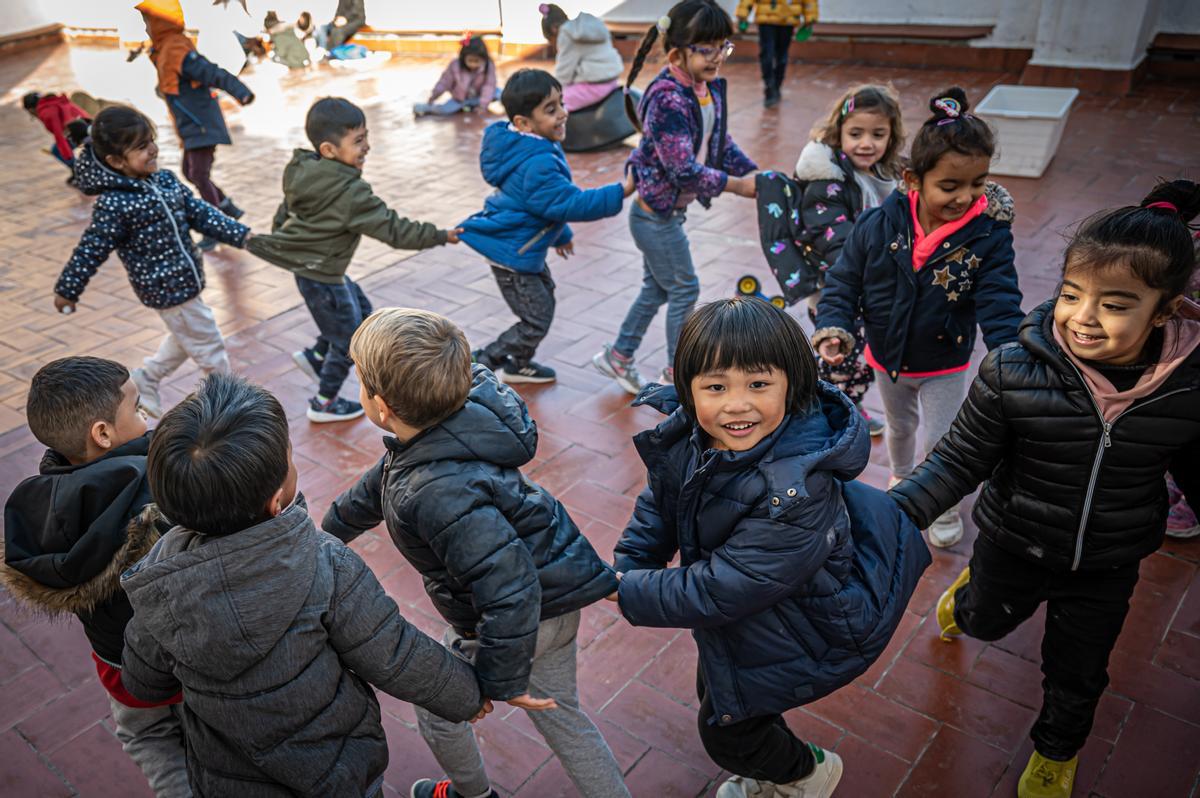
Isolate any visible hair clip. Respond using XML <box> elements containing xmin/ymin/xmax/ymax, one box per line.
<box><xmin>461</xmin><ymin>31</ymin><xmax>474</xmax><ymax>47</ymax></box>
<box><xmin>657</xmin><ymin>15</ymin><xmax>671</xmax><ymax>34</ymax></box>
<box><xmin>538</xmin><ymin>3</ymin><xmax>550</xmax><ymax>15</ymax></box>
<box><xmin>841</xmin><ymin>97</ymin><xmax>855</xmax><ymax>117</ymax></box>
<box><xmin>1145</xmin><ymin>201</ymin><xmax>1179</xmax><ymax>213</ymax></box>
<box><xmin>933</xmin><ymin>97</ymin><xmax>961</xmax><ymax>119</ymax></box>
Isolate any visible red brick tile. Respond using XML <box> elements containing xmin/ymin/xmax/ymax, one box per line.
<box><xmin>623</xmin><ymin>747</ymin><xmax>713</xmax><ymax>797</ymax></box>
<box><xmin>380</xmin><ymin>713</ymin><xmax>448</xmax><ymax>792</ymax></box>
<box><xmin>1106</xmin><ymin>648</ymin><xmax>1200</xmax><ymax>725</ymax></box>
<box><xmin>1090</xmin><ymin>691</ymin><xmax>1133</xmax><ymax>744</ymax></box>
<box><xmin>805</xmin><ymin>684</ymin><xmax>939</xmax><ymax>762</ymax></box>
<box><xmin>638</xmin><ymin>634</ymin><xmax>700</xmax><ymax>708</ymax></box>
<box><xmin>904</xmin><ymin>613</ymin><xmax>990</xmax><ymax>678</ymax></box>
<box><xmin>1154</xmin><ymin>629</ymin><xmax>1200</xmax><ymax>680</ymax></box>
<box><xmin>600</xmin><ymin>680</ymin><xmax>721</xmax><ymax>778</ymax></box>
<box><xmin>860</xmin><ymin>610</ymin><xmax>924</xmax><ymax>688</ymax></box>
<box><xmin>832</xmin><ymin>734</ymin><xmax>913</xmax><ymax>797</ymax></box>
<box><xmin>964</xmin><ymin>644</ymin><xmax>1044</xmax><ymax>710</ymax></box>
<box><xmin>575</xmin><ymin>622</ymin><xmax>673</xmax><ymax>710</ymax></box>
<box><xmin>1094</xmin><ymin>704</ymin><xmax>1200</xmax><ymax>798</ymax></box>
<box><xmin>559</xmin><ymin>482</ymin><xmax>637</xmax><ymax>531</ymax></box>
<box><xmin>0</xmin><ymin>666</ymin><xmax>67</xmax><ymax>731</ymax></box>
<box><xmin>897</xmin><ymin>724</ymin><xmax>1008</xmax><ymax>798</ymax></box>
<box><xmin>0</xmin><ymin>730</ymin><xmax>72</xmax><ymax>798</ymax></box>
<box><xmin>0</xmin><ymin>619</ymin><xmax>40</xmax><ymax>678</ymax></box>
<box><xmin>15</xmin><ymin>678</ymin><xmax>110</xmax><ymax>755</ymax></box>
<box><xmin>470</xmin><ymin>715</ymin><xmax>553</xmax><ymax>794</ymax></box>
<box><xmin>51</xmin><ymin>724</ymin><xmax>153</xmax><ymax>797</ymax></box>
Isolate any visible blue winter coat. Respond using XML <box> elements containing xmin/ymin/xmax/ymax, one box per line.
<box><xmin>614</xmin><ymin>382</ymin><xmax>930</xmax><ymax>724</ymax></box>
<box><xmin>814</xmin><ymin>183</ymin><xmax>1024</xmax><ymax>380</ymax></box>
<box><xmin>458</xmin><ymin>121</ymin><xmax>625</xmax><ymax>273</ymax></box>
<box><xmin>167</xmin><ymin>51</ymin><xmax>253</xmax><ymax>150</ymax></box>
<box><xmin>56</xmin><ymin>145</ymin><xmax>248</xmax><ymax>309</ymax></box>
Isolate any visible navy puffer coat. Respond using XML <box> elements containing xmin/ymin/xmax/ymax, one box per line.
<box><xmin>168</xmin><ymin>50</ymin><xmax>253</xmax><ymax>150</ymax></box>
<box><xmin>614</xmin><ymin>382</ymin><xmax>930</xmax><ymax>724</ymax></box>
<box><xmin>56</xmin><ymin>144</ymin><xmax>248</xmax><ymax>309</ymax></box>
<box><xmin>323</xmin><ymin>366</ymin><xmax>618</xmax><ymax>700</ymax></box>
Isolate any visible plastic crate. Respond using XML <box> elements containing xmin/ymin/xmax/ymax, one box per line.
<box><xmin>976</xmin><ymin>85</ymin><xmax>1080</xmax><ymax>178</ymax></box>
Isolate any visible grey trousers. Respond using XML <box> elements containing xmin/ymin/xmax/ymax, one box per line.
<box><xmin>108</xmin><ymin>696</ymin><xmax>192</xmax><ymax>797</ymax></box>
<box><xmin>875</xmin><ymin>369</ymin><xmax>969</xmax><ymax>479</ymax></box>
<box><xmin>416</xmin><ymin>611</ymin><xmax>629</xmax><ymax>798</ymax></box>
<box><xmin>142</xmin><ymin>295</ymin><xmax>230</xmax><ymax>386</ymax></box>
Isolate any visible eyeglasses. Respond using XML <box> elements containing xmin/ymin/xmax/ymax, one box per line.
<box><xmin>687</xmin><ymin>40</ymin><xmax>735</xmax><ymax>62</ymax></box>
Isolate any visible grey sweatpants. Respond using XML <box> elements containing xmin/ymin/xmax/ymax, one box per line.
<box><xmin>108</xmin><ymin>695</ymin><xmax>192</xmax><ymax>797</ymax></box>
<box><xmin>142</xmin><ymin>295</ymin><xmax>230</xmax><ymax>388</ymax></box>
<box><xmin>875</xmin><ymin>369</ymin><xmax>969</xmax><ymax>479</ymax></box>
<box><xmin>416</xmin><ymin>610</ymin><xmax>629</xmax><ymax>798</ymax></box>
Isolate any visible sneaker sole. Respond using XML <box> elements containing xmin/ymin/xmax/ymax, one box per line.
<box><xmin>306</xmin><ymin>407</ymin><xmax>365</xmax><ymax>423</ymax></box>
<box><xmin>592</xmin><ymin>353</ymin><xmax>641</xmax><ymax>395</ymax></box>
<box><xmin>868</xmin><ymin>424</ymin><xmax>885</xmax><ymax>438</ymax></box>
<box><xmin>498</xmin><ymin>371</ymin><xmax>556</xmax><ymax>384</ymax></box>
<box><xmin>1166</xmin><ymin>523</ymin><xmax>1200</xmax><ymax>539</ymax></box>
<box><xmin>292</xmin><ymin>350</ymin><xmax>319</xmax><ymax>382</ymax></box>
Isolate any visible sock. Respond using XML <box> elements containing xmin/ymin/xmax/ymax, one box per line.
<box><xmin>316</xmin><ymin>394</ymin><xmax>332</xmax><ymax>404</ymax></box>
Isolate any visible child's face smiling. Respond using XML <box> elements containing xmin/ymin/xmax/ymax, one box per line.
<box><xmin>672</xmin><ymin>38</ymin><xmax>731</xmax><ymax>83</ymax></box>
<box><xmin>109</xmin><ymin>137</ymin><xmax>159</xmax><ymax>179</ymax></box>
<box><xmin>906</xmin><ymin>151</ymin><xmax>991</xmax><ymax>231</ymax></box>
<box><xmin>464</xmin><ymin>53</ymin><xmax>486</xmax><ymax>72</ymax></box>
<box><xmin>840</xmin><ymin>110</ymin><xmax>892</xmax><ymax>172</ymax></box>
<box><xmin>690</xmin><ymin>366</ymin><xmax>788</xmax><ymax>452</ymax></box>
<box><xmin>324</xmin><ymin>125</ymin><xmax>370</xmax><ymax>170</ymax></box>
<box><xmin>516</xmin><ymin>88</ymin><xmax>568</xmax><ymax>142</ymax></box>
<box><xmin>1053</xmin><ymin>260</ymin><xmax>1178</xmax><ymax>365</ymax></box>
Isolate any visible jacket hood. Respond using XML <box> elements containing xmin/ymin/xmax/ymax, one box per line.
<box><xmin>388</xmin><ymin>365</ymin><xmax>538</xmax><ymax>470</ymax></box>
<box><xmin>479</xmin><ymin>122</ymin><xmax>559</xmax><ymax>189</ymax></box>
<box><xmin>562</xmin><ymin>12</ymin><xmax>610</xmax><ymax>43</ymax></box>
<box><xmin>280</xmin><ymin>148</ymin><xmax>361</xmax><ymax>218</ymax></box>
<box><xmin>74</xmin><ymin>144</ymin><xmax>146</xmax><ymax>196</ymax></box>
<box><xmin>793</xmin><ymin>141</ymin><xmax>843</xmax><ymax>182</ymax></box>
<box><xmin>982</xmin><ymin>181</ymin><xmax>1015</xmax><ymax>223</ymax></box>
<box><xmin>119</xmin><ymin>500</ymin><xmax>319</xmax><ymax>680</ymax></box>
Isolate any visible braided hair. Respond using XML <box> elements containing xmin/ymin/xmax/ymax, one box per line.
<box><xmin>908</xmin><ymin>87</ymin><xmax>996</xmax><ymax>178</ymax></box>
<box><xmin>623</xmin><ymin>0</ymin><xmax>734</xmax><ymax>131</ymax></box>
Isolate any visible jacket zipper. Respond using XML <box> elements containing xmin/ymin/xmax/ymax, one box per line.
<box><xmin>148</xmin><ymin>180</ymin><xmax>204</xmax><ymax>288</ymax></box>
<box><xmin>1061</xmin><ymin>357</ymin><xmax>1189</xmax><ymax>570</ymax></box>
<box><xmin>516</xmin><ymin>224</ymin><xmax>555</xmax><ymax>256</ymax></box>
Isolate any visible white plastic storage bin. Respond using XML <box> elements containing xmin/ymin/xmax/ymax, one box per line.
<box><xmin>976</xmin><ymin>85</ymin><xmax>1080</xmax><ymax>178</ymax></box>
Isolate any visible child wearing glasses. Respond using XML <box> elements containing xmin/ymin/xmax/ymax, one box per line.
<box><xmin>593</xmin><ymin>0</ymin><xmax>758</xmax><ymax>395</ymax></box>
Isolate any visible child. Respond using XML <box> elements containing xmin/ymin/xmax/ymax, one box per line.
<box><xmin>22</xmin><ymin>91</ymin><xmax>90</xmax><ymax>180</ymax></box>
<box><xmin>263</xmin><ymin>10</ymin><xmax>312</xmax><ymax>69</ymax></box>
<box><xmin>414</xmin><ymin>35</ymin><xmax>499</xmax><ymax>117</ymax></box>
<box><xmin>136</xmin><ymin>0</ymin><xmax>254</xmax><ymax>250</ymax></box>
<box><xmin>593</xmin><ymin>0</ymin><xmax>758</xmax><ymax>395</ymax></box>
<box><xmin>735</xmin><ymin>0</ymin><xmax>817</xmax><ymax>107</ymax></box>
<box><xmin>459</xmin><ymin>69</ymin><xmax>635</xmax><ymax>384</ymax></box>
<box><xmin>611</xmin><ymin>297</ymin><xmax>929</xmax><ymax>798</ymax></box>
<box><xmin>120</xmin><ymin>372</ymin><xmax>489</xmax><ymax>797</ymax></box>
<box><xmin>539</xmin><ymin>4</ymin><xmax>624</xmax><ymax>112</ymax></box>
<box><xmin>248</xmin><ymin>97</ymin><xmax>458</xmax><ymax>422</ymax></box>
<box><xmin>1</xmin><ymin>357</ymin><xmax>190</xmax><ymax>798</ymax></box>
<box><xmin>813</xmin><ymin>87</ymin><xmax>1024</xmax><ymax>548</ymax></box>
<box><xmin>322</xmin><ymin>308</ymin><xmax>629</xmax><ymax>798</ymax></box>
<box><xmin>54</xmin><ymin>105</ymin><xmax>250</xmax><ymax>419</ymax></box>
<box><xmin>890</xmin><ymin>181</ymin><xmax>1200</xmax><ymax>798</ymax></box>
<box><xmin>758</xmin><ymin>84</ymin><xmax>905</xmax><ymax>437</ymax></box>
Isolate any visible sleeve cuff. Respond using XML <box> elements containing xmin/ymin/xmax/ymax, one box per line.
<box><xmin>811</xmin><ymin>326</ymin><xmax>856</xmax><ymax>352</ymax></box>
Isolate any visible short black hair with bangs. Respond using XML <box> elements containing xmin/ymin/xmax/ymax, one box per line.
<box><xmin>673</xmin><ymin>297</ymin><xmax>818</xmax><ymax>419</ymax></box>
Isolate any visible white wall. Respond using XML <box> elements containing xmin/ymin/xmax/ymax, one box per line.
<box><xmin>0</xmin><ymin>0</ymin><xmax>56</xmax><ymax>38</ymax></box>
<box><xmin>1029</xmin><ymin>0</ymin><xmax>1155</xmax><ymax>69</ymax></box>
<box><xmin>1157</xmin><ymin>0</ymin><xmax>1200</xmax><ymax>33</ymax></box>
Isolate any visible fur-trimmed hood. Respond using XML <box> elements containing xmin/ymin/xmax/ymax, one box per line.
<box><xmin>983</xmin><ymin>181</ymin><xmax>1015</xmax><ymax>224</ymax></box>
<box><xmin>793</xmin><ymin>140</ymin><xmax>844</xmax><ymax>182</ymax></box>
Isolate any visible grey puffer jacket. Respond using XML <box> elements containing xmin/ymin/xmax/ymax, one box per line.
<box><xmin>120</xmin><ymin>499</ymin><xmax>483</xmax><ymax>798</ymax></box>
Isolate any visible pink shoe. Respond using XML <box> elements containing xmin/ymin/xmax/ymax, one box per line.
<box><xmin>1167</xmin><ymin>496</ymin><xmax>1200</xmax><ymax>539</ymax></box>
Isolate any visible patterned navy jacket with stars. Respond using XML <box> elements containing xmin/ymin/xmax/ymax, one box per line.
<box><xmin>814</xmin><ymin>182</ymin><xmax>1024</xmax><ymax>381</ymax></box>
<box><xmin>56</xmin><ymin>144</ymin><xmax>248</xmax><ymax>310</ymax></box>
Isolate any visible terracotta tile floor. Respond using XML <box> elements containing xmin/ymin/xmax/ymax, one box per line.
<box><xmin>1</xmin><ymin>43</ymin><xmax>1198</xmax><ymax>797</ymax></box>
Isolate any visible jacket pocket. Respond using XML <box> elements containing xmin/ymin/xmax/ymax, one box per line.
<box><xmin>517</xmin><ymin>224</ymin><xmax>555</xmax><ymax>256</ymax></box>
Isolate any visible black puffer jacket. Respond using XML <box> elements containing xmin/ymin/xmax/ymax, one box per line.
<box><xmin>891</xmin><ymin>300</ymin><xmax>1200</xmax><ymax>571</ymax></box>
<box><xmin>323</xmin><ymin>366</ymin><xmax>618</xmax><ymax>700</ymax></box>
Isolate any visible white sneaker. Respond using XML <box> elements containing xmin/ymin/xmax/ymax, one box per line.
<box><xmin>775</xmin><ymin>747</ymin><xmax>843</xmax><ymax>797</ymax></box>
<box><xmin>130</xmin><ymin>367</ymin><xmax>162</xmax><ymax>418</ymax></box>
<box><xmin>716</xmin><ymin>775</ymin><xmax>776</xmax><ymax>798</ymax></box>
<box><xmin>929</xmin><ymin>509</ymin><xmax>964</xmax><ymax>548</ymax></box>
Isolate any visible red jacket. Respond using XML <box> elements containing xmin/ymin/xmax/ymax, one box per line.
<box><xmin>35</xmin><ymin>94</ymin><xmax>88</xmax><ymax>157</ymax></box>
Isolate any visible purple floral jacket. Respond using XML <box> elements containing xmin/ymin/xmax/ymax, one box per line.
<box><xmin>628</xmin><ymin>68</ymin><xmax>757</xmax><ymax>217</ymax></box>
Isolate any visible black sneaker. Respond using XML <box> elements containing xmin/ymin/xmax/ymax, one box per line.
<box><xmin>292</xmin><ymin>348</ymin><xmax>323</xmax><ymax>382</ymax></box>
<box><xmin>307</xmin><ymin>396</ymin><xmax>364</xmax><ymax>423</ymax></box>
<box><xmin>197</xmin><ymin>236</ymin><xmax>218</xmax><ymax>252</ymax></box>
<box><xmin>219</xmin><ymin>197</ymin><xmax>245</xmax><ymax>219</ymax></box>
<box><xmin>498</xmin><ymin>359</ymin><xmax>556</xmax><ymax>384</ymax></box>
<box><xmin>764</xmin><ymin>87</ymin><xmax>781</xmax><ymax>108</ymax></box>
<box><xmin>410</xmin><ymin>779</ymin><xmax>497</xmax><ymax>798</ymax></box>
<box><xmin>471</xmin><ymin>348</ymin><xmax>499</xmax><ymax>370</ymax></box>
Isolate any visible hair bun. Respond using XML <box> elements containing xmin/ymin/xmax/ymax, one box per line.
<box><xmin>928</xmin><ymin>86</ymin><xmax>970</xmax><ymax>121</ymax></box>
<box><xmin>1141</xmin><ymin>179</ymin><xmax>1200</xmax><ymax>225</ymax></box>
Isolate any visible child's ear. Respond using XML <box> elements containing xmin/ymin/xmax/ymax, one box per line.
<box><xmin>666</xmin><ymin>47</ymin><xmax>686</xmax><ymax>69</ymax></box>
<box><xmin>104</xmin><ymin>153</ymin><xmax>125</xmax><ymax>171</ymax></box>
<box><xmin>902</xmin><ymin>168</ymin><xmax>920</xmax><ymax>192</ymax></box>
<box><xmin>317</xmin><ymin>140</ymin><xmax>337</xmax><ymax>159</ymax></box>
<box><xmin>264</xmin><ymin>485</ymin><xmax>286</xmax><ymax>519</ymax></box>
<box><xmin>511</xmin><ymin>114</ymin><xmax>533</xmax><ymax>133</ymax></box>
<box><xmin>1156</xmin><ymin>295</ymin><xmax>1185</xmax><ymax>326</ymax></box>
<box><xmin>89</xmin><ymin>419</ymin><xmax>113</xmax><ymax>451</ymax></box>
<box><xmin>369</xmin><ymin>392</ymin><xmax>394</xmax><ymax>424</ymax></box>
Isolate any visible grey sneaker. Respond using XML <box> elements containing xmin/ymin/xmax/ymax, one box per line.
<box><xmin>929</xmin><ymin>509</ymin><xmax>964</xmax><ymax>548</ymax></box>
<box><xmin>592</xmin><ymin>344</ymin><xmax>643</xmax><ymax>395</ymax></box>
<box><xmin>129</xmin><ymin>367</ymin><xmax>162</xmax><ymax>418</ymax></box>
<box><xmin>307</xmin><ymin>396</ymin><xmax>364</xmax><ymax>423</ymax></box>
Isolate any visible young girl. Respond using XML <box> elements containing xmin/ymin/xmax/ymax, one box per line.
<box><xmin>539</xmin><ymin>3</ymin><xmax>624</xmax><ymax>112</ymax></box>
<box><xmin>53</xmin><ymin>106</ymin><xmax>252</xmax><ymax>418</ymax></box>
<box><xmin>593</xmin><ymin>0</ymin><xmax>758</xmax><ymax>394</ymax></box>
<box><xmin>414</xmin><ymin>36</ymin><xmax>499</xmax><ymax>117</ymax></box>
<box><xmin>890</xmin><ymin>181</ymin><xmax>1200</xmax><ymax>798</ymax></box>
<box><xmin>136</xmin><ymin>0</ymin><xmax>254</xmax><ymax>251</ymax></box>
<box><xmin>611</xmin><ymin>297</ymin><xmax>929</xmax><ymax>798</ymax></box>
<box><xmin>813</xmin><ymin>87</ymin><xmax>1024</xmax><ymax>547</ymax></box>
<box><xmin>761</xmin><ymin>84</ymin><xmax>906</xmax><ymax>437</ymax></box>
<box><xmin>734</xmin><ymin>0</ymin><xmax>817</xmax><ymax>107</ymax></box>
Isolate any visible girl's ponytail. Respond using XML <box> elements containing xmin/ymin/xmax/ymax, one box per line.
<box><xmin>624</xmin><ymin>24</ymin><xmax>659</xmax><ymax>132</ymax></box>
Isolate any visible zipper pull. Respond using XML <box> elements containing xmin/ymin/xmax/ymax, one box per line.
<box><xmin>1103</xmin><ymin>422</ymin><xmax>1112</xmax><ymax>448</ymax></box>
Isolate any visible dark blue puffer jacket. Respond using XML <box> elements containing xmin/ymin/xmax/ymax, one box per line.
<box><xmin>323</xmin><ymin>365</ymin><xmax>618</xmax><ymax>700</ymax></box>
<box><xmin>614</xmin><ymin>382</ymin><xmax>930</xmax><ymax>724</ymax></box>
<box><xmin>56</xmin><ymin>144</ymin><xmax>248</xmax><ymax>309</ymax></box>
<box><xmin>458</xmin><ymin>121</ymin><xmax>625</xmax><ymax>273</ymax></box>
<box><xmin>167</xmin><ymin>50</ymin><xmax>253</xmax><ymax>150</ymax></box>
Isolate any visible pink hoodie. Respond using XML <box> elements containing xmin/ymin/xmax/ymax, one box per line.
<box><xmin>430</xmin><ymin>59</ymin><xmax>496</xmax><ymax>104</ymax></box>
<box><xmin>1053</xmin><ymin>298</ymin><xmax>1200</xmax><ymax>422</ymax></box>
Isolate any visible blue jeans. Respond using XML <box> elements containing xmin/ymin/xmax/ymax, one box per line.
<box><xmin>415</xmin><ymin>87</ymin><xmax>501</xmax><ymax>116</ymax></box>
<box><xmin>614</xmin><ymin>202</ymin><xmax>699</xmax><ymax>364</ymax></box>
<box><xmin>295</xmin><ymin>274</ymin><xmax>373</xmax><ymax>399</ymax></box>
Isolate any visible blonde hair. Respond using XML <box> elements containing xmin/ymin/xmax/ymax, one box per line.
<box><xmin>809</xmin><ymin>84</ymin><xmax>906</xmax><ymax>178</ymax></box>
<box><xmin>350</xmin><ymin>308</ymin><xmax>472</xmax><ymax>429</ymax></box>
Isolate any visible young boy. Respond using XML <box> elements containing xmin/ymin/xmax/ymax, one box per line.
<box><xmin>54</xmin><ymin>105</ymin><xmax>250</xmax><ymax>419</ymax></box>
<box><xmin>119</xmin><ymin>372</ymin><xmax>489</xmax><ymax>797</ymax></box>
<box><xmin>323</xmin><ymin>308</ymin><xmax>630</xmax><ymax>798</ymax></box>
<box><xmin>459</xmin><ymin>68</ymin><xmax>635</xmax><ymax>384</ymax></box>
<box><xmin>1</xmin><ymin>357</ymin><xmax>190</xmax><ymax>797</ymax></box>
<box><xmin>248</xmin><ymin>96</ymin><xmax>459</xmax><ymax>423</ymax></box>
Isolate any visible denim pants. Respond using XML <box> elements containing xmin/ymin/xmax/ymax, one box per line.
<box><xmin>295</xmin><ymin>274</ymin><xmax>373</xmax><ymax>399</ymax></box>
<box><xmin>108</xmin><ymin>696</ymin><xmax>192</xmax><ymax>797</ymax></box>
<box><xmin>954</xmin><ymin>535</ymin><xmax>1140</xmax><ymax>760</ymax></box>
<box><xmin>482</xmin><ymin>265</ymin><xmax>555</xmax><ymax>369</ymax></box>
<box><xmin>143</xmin><ymin>294</ymin><xmax>231</xmax><ymax>387</ymax></box>
<box><xmin>614</xmin><ymin>202</ymin><xmax>699</xmax><ymax>364</ymax></box>
<box><xmin>416</xmin><ymin>87</ymin><xmax>501</xmax><ymax>116</ymax></box>
<box><xmin>757</xmin><ymin>24</ymin><xmax>794</xmax><ymax>90</ymax></box>
<box><xmin>416</xmin><ymin>611</ymin><xmax>629</xmax><ymax>798</ymax></box>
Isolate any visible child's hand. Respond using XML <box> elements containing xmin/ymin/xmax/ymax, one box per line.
<box><xmin>727</xmin><ymin>175</ymin><xmax>757</xmax><ymax>199</ymax></box>
<box><xmin>242</xmin><ymin>231</ymin><xmax>254</xmax><ymax>247</ymax></box>
<box><xmin>506</xmin><ymin>693</ymin><xmax>558</xmax><ymax>711</ymax></box>
<box><xmin>605</xmin><ymin>570</ymin><xmax>623</xmax><ymax>601</ymax></box>
<box><xmin>622</xmin><ymin>171</ymin><xmax>636</xmax><ymax>198</ymax></box>
<box><xmin>53</xmin><ymin>294</ymin><xmax>77</xmax><ymax>314</ymax></box>
<box><xmin>469</xmin><ymin>699</ymin><xmax>494</xmax><ymax>723</ymax></box>
<box><xmin>445</xmin><ymin>227</ymin><xmax>464</xmax><ymax>244</ymax></box>
<box><xmin>555</xmin><ymin>241</ymin><xmax>574</xmax><ymax>259</ymax></box>
<box><xmin>240</xmin><ymin>92</ymin><xmax>255</xmax><ymax>106</ymax></box>
<box><xmin>817</xmin><ymin>338</ymin><xmax>845</xmax><ymax>366</ymax></box>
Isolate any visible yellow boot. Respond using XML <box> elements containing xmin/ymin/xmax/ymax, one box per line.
<box><xmin>1017</xmin><ymin>751</ymin><xmax>1077</xmax><ymax>798</ymax></box>
<box><xmin>935</xmin><ymin>566</ymin><xmax>970</xmax><ymax>641</ymax></box>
